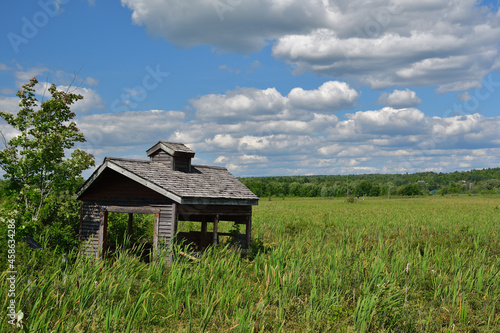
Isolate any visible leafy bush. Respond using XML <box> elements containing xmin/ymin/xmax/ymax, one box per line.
<box><xmin>397</xmin><ymin>183</ymin><xmax>422</xmax><ymax>196</ymax></box>
<box><xmin>106</xmin><ymin>213</ymin><xmax>155</xmax><ymax>246</ymax></box>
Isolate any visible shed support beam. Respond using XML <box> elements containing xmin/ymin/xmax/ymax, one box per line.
<box><xmin>99</xmin><ymin>211</ymin><xmax>108</xmax><ymax>259</ymax></box>
<box><xmin>201</xmin><ymin>217</ymin><xmax>208</xmax><ymax>250</ymax></box>
<box><xmin>153</xmin><ymin>212</ymin><xmax>159</xmax><ymax>261</ymax></box>
<box><xmin>213</xmin><ymin>215</ymin><xmax>219</xmax><ymax>245</ymax></box>
<box><xmin>245</xmin><ymin>215</ymin><xmax>251</xmax><ymax>250</ymax></box>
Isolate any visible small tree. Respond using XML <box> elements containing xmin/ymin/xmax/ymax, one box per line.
<box><xmin>0</xmin><ymin>77</ymin><xmax>94</xmax><ymax>237</ymax></box>
<box><xmin>397</xmin><ymin>183</ymin><xmax>422</xmax><ymax>196</ymax></box>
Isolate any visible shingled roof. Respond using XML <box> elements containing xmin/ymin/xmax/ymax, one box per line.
<box><xmin>76</xmin><ymin>156</ymin><xmax>259</xmax><ymax>205</ymax></box>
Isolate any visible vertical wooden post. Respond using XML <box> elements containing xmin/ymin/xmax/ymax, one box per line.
<box><xmin>128</xmin><ymin>213</ymin><xmax>133</xmax><ymax>245</ymax></box>
<box><xmin>213</xmin><ymin>215</ymin><xmax>219</xmax><ymax>245</ymax></box>
<box><xmin>99</xmin><ymin>211</ymin><xmax>108</xmax><ymax>259</ymax></box>
<box><xmin>152</xmin><ymin>212</ymin><xmax>159</xmax><ymax>261</ymax></box>
<box><xmin>153</xmin><ymin>213</ymin><xmax>159</xmax><ymax>249</ymax></box>
<box><xmin>167</xmin><ymin>203</ymin><xmax>178</xmax><ymax>265</ymax></box>
<box><xmin>201</xmin><ymin>217</ymin><xmax>208</xmax><ymax>250</ymax></box>
<box><xmin>245</xmin><ymin>215</ymin><xmax>252</xmax><ymax>250</ymax></box>
<box><xmin>172</xmin><ymin>203</ymin><xmax>178</xmax><ymax>237</ymax></box>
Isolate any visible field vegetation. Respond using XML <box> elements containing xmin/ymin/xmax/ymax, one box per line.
<box><xmin>1</xmin><ymin>195</ymin><xmax>499</xmax><ymax>332</ymax></box>
<box><xmin>241</xmin><ymin>168</ymin><xmax>500</xmax><ymax>198</ymax></box>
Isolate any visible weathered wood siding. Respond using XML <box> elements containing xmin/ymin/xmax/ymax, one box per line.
<box><xmin>80</xmin><ymin>201</ymin><xmax>103</xmax><ymax>258</ymax></box>
<box><xmin>150</xmin><ymin>150</ymin><xmax>173</xmax><ymax>166</ymax></box>
<box><xmin>156</xmin><ymin>204</ymin><xmax>177</xmax><ymax>263</ymax></box>
<box><xmin>149</xmin><ymin>150</ymin><xmax>192</xmax><ymax>173</ymax></box>
<box><xmin>158</xmin><ymin>204</ymin><xmax>176</xmax><ymax>244</ymax></box>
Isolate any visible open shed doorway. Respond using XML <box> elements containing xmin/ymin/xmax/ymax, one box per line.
<box><xmin>176</xmin><ymin>215</ymin><xmax>251</xmax><ymax>255</ymax></box>
<box><xmin>101</xmin><ymin>210</ymin><xmax>158</xmax><ymax>262</ymax></box>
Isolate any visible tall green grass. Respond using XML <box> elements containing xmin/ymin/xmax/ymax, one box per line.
<box><xmin>1</xmin><ymin>195</ymin><xmax>499</xmax><ymax>332</ymax></box>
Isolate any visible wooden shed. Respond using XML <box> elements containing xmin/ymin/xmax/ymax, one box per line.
<box><xmin>76</xmin><ymin>141</ymin><xmax>259</xmax><ymax>261</ymax></box>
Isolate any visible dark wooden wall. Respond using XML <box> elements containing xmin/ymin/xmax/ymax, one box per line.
<box><xmin>173</xmin><ymin>156</ymin><xmax>191</xmax><ymax>172</ymax></box>
<box><xmin>178</xmin><ymin>204</ymin><xmax>252</xmax><ymax>223</ymax></box>
<box><xmin>79</xmin><ymin>169</ymin><xmax>167</xmax><ymax>201</ymax></box>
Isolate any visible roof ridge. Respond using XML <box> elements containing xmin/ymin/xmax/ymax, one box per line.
<box><xmin>105</xmin><ymin>157</ymin><xmax>149</xmax><ymax>163</ymax></box>
<box><xmin>159</xmin><ymin>140</ymin><xmax>188</xmax><ymax>145</ymax></box>
<box><xmin>192</xmin><ymin>164</ymin><xmax>227</xmax><ymax>170</ymax></box>
<box><xmin>105</xmin><ymin>158</ymin><xmax>229</xmax><ymax>171</ymax></box>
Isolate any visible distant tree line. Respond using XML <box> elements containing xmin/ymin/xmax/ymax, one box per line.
<box><xmin>240</xmin><ymin>168</ymin><xmax>500</xmax><ymax>198</ymax></box>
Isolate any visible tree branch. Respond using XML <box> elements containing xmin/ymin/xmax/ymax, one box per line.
<box><xmin>40</xmin><ymin>72</ymin><xmax>50</xmax><ymax>104</ymax></box>
<box><xmin>66</xmin><ymin>65</ymin><xmax>85</xmax><ymax>93</ymax></box>
<box><xmin>0</xmin><ymin>130</ymin><xmax>7</xmax><ymax>149</ymax></box>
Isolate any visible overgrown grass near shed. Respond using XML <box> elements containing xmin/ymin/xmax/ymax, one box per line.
<box><xmin>1</xmin><ymin>195</ymin><xmax>499</xmax><ymax>332</ymax></box>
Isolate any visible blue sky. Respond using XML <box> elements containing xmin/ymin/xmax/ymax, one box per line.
<box><xmin>1</xmin><ymin>0</ymin><xmax>500</xmax><ymax>177</ymax></box>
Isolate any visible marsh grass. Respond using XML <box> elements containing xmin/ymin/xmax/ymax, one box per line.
<box><xmin>1</xmin><ymin>195</ymin><xmax>499</xmax><ymax>332</ymax></box>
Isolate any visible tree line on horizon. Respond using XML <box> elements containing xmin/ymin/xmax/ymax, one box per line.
<box><xmin>240</xmin><ymin>168</ymin><xmax>500</xmax><ymax>198</ymax></box>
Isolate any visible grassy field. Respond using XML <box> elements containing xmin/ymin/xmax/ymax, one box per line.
<box><xmin>1</xmin><ymin>195</ymin><xmax>500</xmax><ymax>332</ymax></box>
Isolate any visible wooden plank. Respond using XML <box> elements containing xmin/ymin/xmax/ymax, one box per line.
<box><xmin>98</xmin><ymin>211</ymin><xmax>108</xmax><ymax>259</ymax></box>
<box><xmin>153</xmin><ymin>212</ymin><xmax>159</xmax><ymax>253</ymax></box>
<box><xmin>179</xmin><ymin>204</ymin><xmax>252</xmax><ymax>214</ymax></box>
<box><xmin>158</xmin><ymin>225</ymin><xmax>172</xmax><ymax>230</ymax></box>
<box><xmin>172</xmin><ymin>203</ymin><xmax>178</xmax><ymax>239</ymax></box>
<box><xmin>213</xmin><ymin>215</ymin><xmax>219</xmax><ymax>245</ymax></box>
<box><xmin>246</xmin><ymin>215</ymin><xmax>252</xmax><ymax>250</ymax></box>
<box><xmin>178</xmin><ymin>214</ymin><xmax>250</xmax><ymax>224</ymax></box>
<box><xmin>106</xmin><ymin>206</ymin><xmax>160</xmax><ymax>214</ymax></box>
<box><xmin>179</xmin><ymin>231</ymin><xmax>240</xmax><ymax>238</ymax></box>
<box><xmin>179</xmin><ymin>251</ymin><xmax>199</xmax><ymax>261</ymax></box>
<box><xmin>215</xmin><ymin>232</ymin><xmax>240</xmax><ymax>237</ymax></box>
<box><xmin>201</xmin><ymin>218</ymin><xmax>207</xmax><ymax>250</ymax></box>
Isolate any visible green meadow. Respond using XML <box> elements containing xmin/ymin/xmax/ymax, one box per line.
<box><xmin>1</xmin><ymin>195</ymin><xmax>500</xmax><ymax>332</ymax></box>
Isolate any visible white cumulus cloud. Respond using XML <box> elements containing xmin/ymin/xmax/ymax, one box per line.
<box><xmin>121</xmin><ymin>0</ymin><xmax>500</xmax><ymax>91</ymax></box>
<box><xmin>376</xmin><ymin>89</ymin><xmax>422</xmax><ymax>108</ymax></box>
<box><xmin>346</xmin><ymin>107</ymin><xmax>426</xmax><ymax>135</ymax></box>
<box><xmin>192</xmin><ymin>87</ymin><xmax>287</xmax><ymax>122</ymax></box>
<box><xmin>288</xmin><ymin>81</ymin><xmax>359</xmax><ymax>111</ymax></box>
